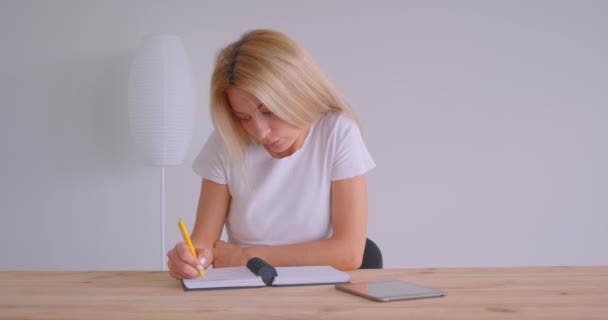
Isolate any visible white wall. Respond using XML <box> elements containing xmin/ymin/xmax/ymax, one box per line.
<box><xmin>1</xmin><ymin>0</ymin><xmax>606</xmax><ymax>271</ymax></box>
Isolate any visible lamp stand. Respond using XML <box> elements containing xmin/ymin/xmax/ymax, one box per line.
<box><xmin>161</xmin><ymin>166</ymin><xmax>166</xmax><ymax>271</ymax></box>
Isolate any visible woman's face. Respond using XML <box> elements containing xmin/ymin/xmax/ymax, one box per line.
<box><xmin>226</xmin><ymin>87</ymin><xmax>309</xmax><ymax>159</ymax></box>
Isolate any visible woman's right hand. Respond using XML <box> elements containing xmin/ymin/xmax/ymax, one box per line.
<box><xmin>167</xmin><ymin>242</ymin><xmax>212</xmax><ymax>280</ymax></box>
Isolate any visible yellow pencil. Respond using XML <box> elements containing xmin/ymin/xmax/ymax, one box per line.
<box><xmin>178</xmin><ymin>219</ymin><xmax>205</xmax><ymax>279</ymax></box>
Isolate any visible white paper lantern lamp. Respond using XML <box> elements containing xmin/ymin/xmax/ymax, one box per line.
<box><xmin>128</xmin><ymin>34</ymin><xmax>195</xmax><ymax>270</ymax></box>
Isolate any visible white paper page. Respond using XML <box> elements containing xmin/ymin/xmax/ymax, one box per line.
<box><xmin>182</xmin><ymin>266</ymin><xmax>264</xmax><ymax>289</ymax></box>
<box><xmin>272</xmin><ymin>266</ymin><xmax>350</xmax><ymax>286</ymax></box>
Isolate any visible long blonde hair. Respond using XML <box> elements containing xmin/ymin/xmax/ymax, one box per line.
<box><xmin>210</xmin><ymin>29</ymin><xmax>360</xmax><ymax>168</ymax></box>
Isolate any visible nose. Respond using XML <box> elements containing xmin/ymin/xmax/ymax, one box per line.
<box><xmin>250</xmin><ymin>116</ymin><xmax>270</xmax><ymax>141</ymax></box>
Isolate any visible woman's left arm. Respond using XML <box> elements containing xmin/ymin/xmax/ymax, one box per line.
<box><xmin>212</xmin><ymin>174</ymin><xmax>368</xmax><ymax>270</ymax></box>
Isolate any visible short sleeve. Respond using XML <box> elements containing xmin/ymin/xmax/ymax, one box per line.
<box><xmin>330</xmin><ymin>115</ymin><xmax>376</xmax><ymax>181</ymax></box>
<box><xmin>192</xmin><ymin>131</ymin><xmax>228</xmax><ymax>184</ymax></box>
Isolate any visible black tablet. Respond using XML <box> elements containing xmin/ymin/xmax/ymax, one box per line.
<box><xmin>335</xmin><ymin>280</ymin><xmax>447</xmax><ymax>302</ymax></box>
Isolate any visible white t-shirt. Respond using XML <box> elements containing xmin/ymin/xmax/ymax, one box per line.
<box><xmin>192</xmin><ymin>112</ymin><xmax>375</xmax><ymax>247</ymax></box>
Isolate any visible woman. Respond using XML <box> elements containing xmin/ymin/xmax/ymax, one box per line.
<box><xmin>167</xmin><ymin>29</ymin><xmax>375</xmax><ymax>279</ymax></box>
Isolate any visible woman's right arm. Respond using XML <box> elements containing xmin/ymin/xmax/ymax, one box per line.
<box><xmin>167</xmin><ymin>179</ymin><xmax>230</xmax><ymax>279</ymax></box>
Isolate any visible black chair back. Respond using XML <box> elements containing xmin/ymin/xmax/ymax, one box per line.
<box><xmin>360</xmin><ymin>238</ymin><xmax>383</xmax><ymax>269</ymax></box>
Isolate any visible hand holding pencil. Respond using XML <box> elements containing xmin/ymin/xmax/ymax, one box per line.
<box><xmin>178</xmin><ymin>219</ymin><xmax>205</xmax><ymax>279</ymax></box>
<box><xmin>167</xmin><ymin>219</ymin><xmax>211</xmax><ymax>280</ymax></box>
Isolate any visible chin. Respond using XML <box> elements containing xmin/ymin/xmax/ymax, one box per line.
<box><xmin>266</xmin><ymin>146</ymin><xmax>286</xmax><ymax>154</ymax></box>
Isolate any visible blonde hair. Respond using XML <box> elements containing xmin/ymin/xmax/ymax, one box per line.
<box><xmin>210</xmin><ymin>29</ymin><xmax>360</xmax><ymax>167</ymax></box>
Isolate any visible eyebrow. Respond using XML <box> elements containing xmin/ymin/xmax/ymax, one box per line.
<box><xmin>233</xmin><ymin>103</ymin><xmax>265</xmax><ymax>115</ymax></box>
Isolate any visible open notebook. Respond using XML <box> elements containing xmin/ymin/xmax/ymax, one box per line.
<box><xmin>182</xmin><ymin>257</ymin><xmax>350</xmax><ymax>291</ymax></box>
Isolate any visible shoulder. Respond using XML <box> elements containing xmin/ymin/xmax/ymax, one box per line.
<box><xmin>315</xmin><ymin>112</ymin><xmax>360</xmax><ymax>137</ymax></box>
<box><xmin>309</xmin><ymin>111</ymin><xmax>367</xmax><ymax>159</ymax></box>
<box><xmin>192</xmin><ymin>130</ymin><xmax>228</xmax><ymax>172</ymax></box>
<box><xmin>201</xmin><ymin>130</ymin><xmax>226</xmax><ymax>153</ymax></box>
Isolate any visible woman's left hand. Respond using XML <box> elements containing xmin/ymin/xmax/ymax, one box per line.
<box><xmin>212</xmin><ymin>240</ymin><xmax>249</xmax><ymax>268</ymax></box>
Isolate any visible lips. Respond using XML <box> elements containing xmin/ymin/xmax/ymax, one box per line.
<box><xmin>265</xmin><ymin>139</ymin><xmax>280</xmax><ymax>148</ymax></box>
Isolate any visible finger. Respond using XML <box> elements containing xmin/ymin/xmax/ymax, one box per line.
<box><xmin>175</xmin><ymin>259</ymin><xmax>200</xmax><ymax>279</ymax></box>
<box><xmin>168</xmin><ymin>266</ymin><xmax>182</xmax><ymax>280</ymax></box>
<box><xmin>167</xmin><ymin>252</ymin><xmax>191</xmax><ymax>279</ymax></box>
<box><xmin>176</xmin><ymin>243</ymin><xmax>199</xmax><ymax>266</ymax></box>
<box><xmin>167</xmin><ymin>256</ymin><xmax>190</xmax><ymax>280</ymax></box>
<box><xmin>169</xmin><ymin>245</ymin><xmax>201</xmax><ymax>279</ymax></box>
<box><xmin>167</xmin><ymin>246</ymin><xmax>178</xmax><ymax>262</ymax></box>
<box><xmin>167</xmin><ymin>249</ymin><xmax>181</xmax><ymax>278</ymax></box>
<box><xmin>196</xmin><ymin>248</ymin><xmax>213</xmax><ymax>269</ymax></box>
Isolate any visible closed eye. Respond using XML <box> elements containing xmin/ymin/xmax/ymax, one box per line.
<box><xmin>233</xmin><ymin>112</ymin><xmax>250</xmax><ymax>122</ymax></box>
<box><xmin>259</xmin><ymin>106</ymin><xmax>273</xmax><ymax>117</ymax></box>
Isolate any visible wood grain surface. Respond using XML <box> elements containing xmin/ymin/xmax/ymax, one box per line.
<box><xmin>1</xmin><ymin>266</ymin><xmax>607</xmax><ymax>319</ymax></box>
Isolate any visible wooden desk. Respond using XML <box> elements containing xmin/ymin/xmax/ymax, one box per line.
<box><xmin>1</xmin><ymin>266</ymin><xmax>607</xmax><ymax>319</ymax></box>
